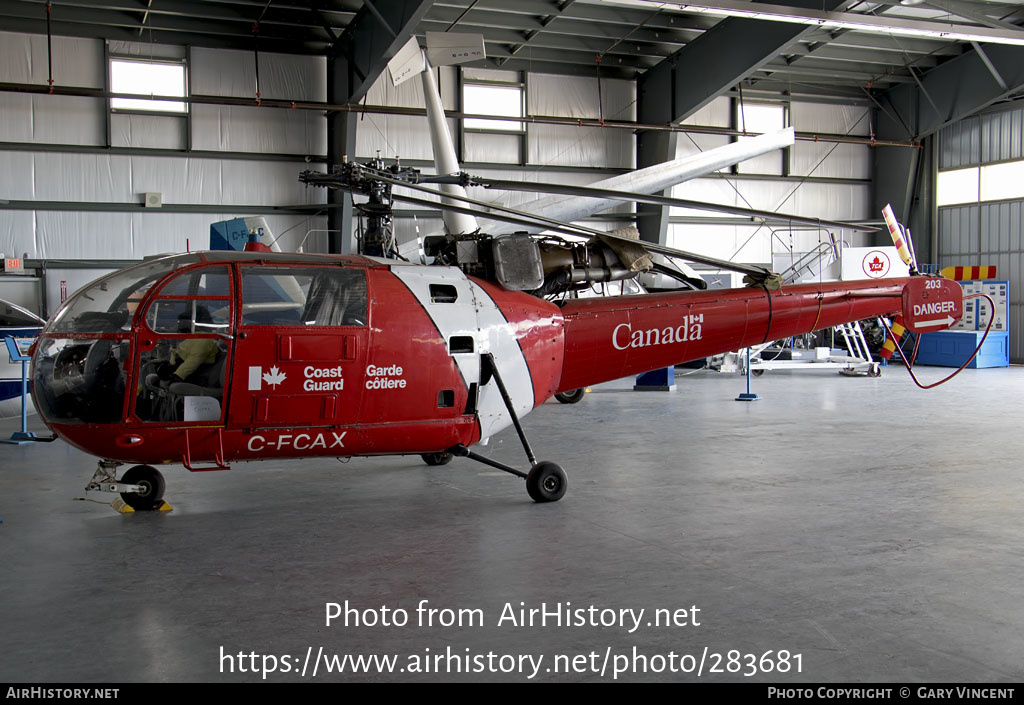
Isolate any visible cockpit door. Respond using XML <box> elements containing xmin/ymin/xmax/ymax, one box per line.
<box><xmin>130</xmin><ymin>265</ymin><xmax>233</xmax><ymax>426</ymax></box>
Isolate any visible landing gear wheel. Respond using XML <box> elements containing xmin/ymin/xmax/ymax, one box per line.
<box><xmin>554</xmin><ymin>388</ymin><xmax>586</xmax><ymax>404</ymax></box>
<box><xmin>868</xmin><ymin>363</ymin><xmax>882</xmax><ymax>378</ymax></box>
<box><xmin>526</xmin><ymin>461</ymin><xmax>567</xmax><ymax>503</ymax></box>
<box><xmin>751</xmin><ymin>368</ymin><xmax>765</xmax><ymax>377</ymax></box>
<box><xmin>119</xmin><ymin>465</ymin><xmax>166</xmax><ymax>511</ymax></box>
<box><xmin>421</xmin><ymin>451</ymin><xmax>454</xmax><ymax>466</ymax></box>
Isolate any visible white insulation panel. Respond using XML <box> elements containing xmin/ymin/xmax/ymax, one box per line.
<box><xmin>190</xmin><ymin>48</ymin><xmax>326</xmax><ymax>102</ymax></box>
<box><xmin>0</xmin><ymin>94</ymin><xmax>105</xmax><ymax>145</ymax></box>
<box><xmin>790</xmin><ymin>101</ymin><xmax>870</xmax><ymax>137</ymax></box>
<box><xmin>3</xmin><ymin>152</ymin><xmax>322</xmax><ymax>207</ymax></box>
<box><xmin>357</xmin><ymin>114</ymin><xmax>455</xmax><ymax>161</ymax></box>
<box><xmin>671</xmin><ymin>177</ymin><xmax>868</xmax><ymax>221</ymax></box>
<box><xmin>190</xmin><ymin>105</ymin><xmax>326</xmax><ymax>156</ymax></box>
<box><xmin>670</xmin><ymin>224</ymin><xmax>868</xmax><ymax>266</ymax></box>
<box><xmin>0</xmin><ymin>211</ymin><xmax>329</xmax><ymax>260</ymax></box>
<box><xmin>110</xmin><ymin>114</ymin><xmax>187</xmax><ymax>150</ymax></box>
<box><xmin>681</xmin><ymin>96</ymin><xmax>731</xmax><ymax>128</ymax></box>
<box><xmin>364</xmin><ymin>66</ymin><xmax>458</xmax><ymax>110</ymax></box>
<box><xmin>0</xmin><ymin>31</ymin><xmax>102</xmax><ymax>87</ymax></box>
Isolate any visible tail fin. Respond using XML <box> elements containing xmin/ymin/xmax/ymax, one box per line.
<box><xmin>209</xmin><ymin>216</ymin><xmax>278</xmax><ymax>252</ymax></box>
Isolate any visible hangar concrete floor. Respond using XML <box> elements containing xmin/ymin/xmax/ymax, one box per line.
<box><xmin>1</xmin><ymin>366</ymin><xmax>1023</xmax><ymax>683</ymax></box>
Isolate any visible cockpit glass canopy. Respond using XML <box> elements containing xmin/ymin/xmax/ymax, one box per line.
<box><xmin>48</xmin><ymin>254</ymin><xmax>201</xmax><ymax>334</ymax></box>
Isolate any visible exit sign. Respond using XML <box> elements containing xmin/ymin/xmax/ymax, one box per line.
<box><xmin>2</xmin><ymin>258</ymin><xmax>25</xmax><ymax>273</ymax></box>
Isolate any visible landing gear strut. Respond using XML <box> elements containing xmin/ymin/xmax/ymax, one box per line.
<box><xmin>449</xmin><ymin>353</ymin><xmax>568</xmax><ymax>503</ymax></box>
<box><xmin>85</xmin><ymin>460</ymin><xmax>167</xmax><ymax>511</ymax></box>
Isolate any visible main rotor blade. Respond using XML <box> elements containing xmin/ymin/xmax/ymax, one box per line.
<box><xmin>305</xmin><ymin>170</ymin><xmax>773</xmax><ymax>279</ymax></box>
<box><xmin>370</xmin><ymin>172</ymin><xmax>609</xmax><ymax>239</ymax></box>
<box><xmin>375</xmin><ymin>175</ymin><xmax>773</xmax><ymax>278</ymax></box>
<box><xmin>388</xmin><ymin>192</ymin><xmax>603</xmax><ymax>240</ymax></box>
<box><xmin>471</xmin><ymin>178</ymin><xmax>879</xmax><ymax>233</ymax></box>
<box><xmin>309</xmin><ymin>171</ymin><xmax>606</xmax><ymax>240</ymax></box>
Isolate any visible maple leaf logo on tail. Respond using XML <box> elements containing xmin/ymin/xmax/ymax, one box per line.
<box><xmin>263</xmin><ymin>366</ymin><xmax>286</xmax><ymax>388</ymax></box>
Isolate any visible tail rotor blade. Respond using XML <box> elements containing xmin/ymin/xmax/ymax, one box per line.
<box><xmin>881</xmin><ymin>203</ymin><xmax>918</xmax><ymax>273</ymax></box>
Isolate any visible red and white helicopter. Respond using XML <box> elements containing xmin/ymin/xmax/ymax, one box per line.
<box><xmin>27</xmin><ymin>35</ymin><xmax>964</xmax><ymax>508</ymax></box>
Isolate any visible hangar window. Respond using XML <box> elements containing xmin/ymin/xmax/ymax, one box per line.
<box><xmin>937</xmin><ymin>160</ymin><xmax>1024</xmax><ymax>206</ymax></box>
<box><xmin>463</xmin><ymin>82</ymin><xmax>524</xmax><ymax>132</ymax></box>
<box><xmin>735</xmin><ymin>101</ymin><xmax>788</xmax><ymax>176</ymax></box>
<box><xmin>109</xmin><ymin>57</ymin><xmax>188</xmax><ymax>113</ymax></box>
<box><xmin>937</xmin><ymin>167</ymin><xmax>980</xmax><ymax>206</ymax></box>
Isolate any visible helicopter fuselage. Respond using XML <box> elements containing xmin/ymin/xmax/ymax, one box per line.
<box><xmin>31</xmin><ymin>250</ymin><xmax>961</xmax><ymax>471</ymax></box>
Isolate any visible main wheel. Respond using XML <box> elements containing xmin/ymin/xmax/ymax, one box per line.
<box><xmin>421</xmin><ymin>451</ymin><xmax>454</xmax><ymax>466</ymax></box>
<box><xmin>119</xmin><ymin>465</ymin><xmax>166</xmax><ymax>511</ymax></box>
<box><xmin>751</xmin><ymin>368</ymin><xmax>765</xmax><ymax>377</ymax></box>
<box><xmin>526</xmin><ymin>461</ymin><xmax>567</xmax><ymax>503</ymax></box>
<box><xmin>554</xmin><ymin>388</ymin><xmax>586</xmax><ymax>404</ymax></box>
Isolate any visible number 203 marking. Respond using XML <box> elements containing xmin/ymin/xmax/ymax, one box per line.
<box><xmin>926</xmin><ymin>279</ymin><xmax>942</xmax><ymax>289</ymax></box>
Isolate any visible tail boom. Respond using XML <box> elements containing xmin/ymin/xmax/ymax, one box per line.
<box><xmin>556</xmin><ymin>278</ymin><xmax>945</xmax><ymax>392</ymax></box>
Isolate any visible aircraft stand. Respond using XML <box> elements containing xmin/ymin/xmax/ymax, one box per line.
<box><xmin>736</xmin><ymin>347</ymin><xmax>761</xmax><ymax>402</ymax></box>
<box><xmin>1</xmin><ymin>336</ymin><xmax>55</xmax><ymax>445</ymax></box>
<box><xmin>448</xmin><ymin>353</ymin><xmax>567</xmax><ymax>503</ymax></box>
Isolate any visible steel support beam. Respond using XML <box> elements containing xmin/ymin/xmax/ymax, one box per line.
<box><xmin>326</xmin><ymin>61</ymin><xmax>358</xmax><ymax>255</ymax></box>
<box><xmin>873</xmin><ymin>42</ymin><xmax>1024</xmax><ymax>243</ymax></box>
<box><xmin>331</xmin><ymin>0</ymin><xmax>434</xmax><ymax>104</ymax></box>
<box><xmin>636</xmin><ymin>0</ymin><xmax>851</xmax><ymax>126</ymax></box>
<box><xmin>635</xmin><ymin>0</ymin><xmax>849</xmax><ymax>244</ymax></box>
<box><xmin>636</xmin><ymin>130</ymin><xmax>678</xmax><ymax>247</ymax></box>
<box><xmin>324</xmin><ymin>1</ymin><xmax>433</xmax><ymax>253</ymax></box>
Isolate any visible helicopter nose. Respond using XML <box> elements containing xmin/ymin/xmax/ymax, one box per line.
<box><xmin>32</xmin><ymin>337</ymin><xmax>129</xmax><ymax>426</ymax></box>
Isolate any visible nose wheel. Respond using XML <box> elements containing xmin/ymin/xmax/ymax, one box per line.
<box><xmin>85</xmin><ymin>461</ymin><xmax>169</xmax><ymax>511</ymax></box>
<box><xmin>119</xmin><ymin>465</ymin><xmax>167</xmax><ymax>511</ymax></box>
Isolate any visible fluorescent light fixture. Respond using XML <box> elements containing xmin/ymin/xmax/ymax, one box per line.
<box><xmin>623</xmin><ymin>0</ymin><xmax>1024</xmax><ymax>47</ymax></box>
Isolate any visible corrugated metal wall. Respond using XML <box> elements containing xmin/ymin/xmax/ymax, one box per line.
<box><xmin>938</xmin><ymin>201</ymin><xmax>1024</xmax><ymax>361</ymax></box>
<box><xmin>940</xmin><ymin>105</ymin><xmax>1024</xmax><ymax>169</ymax></box>
<box><xmin>938</xmin><ymin>105</ymin><xmax>1024</xmax><ymax>362</ymax></box>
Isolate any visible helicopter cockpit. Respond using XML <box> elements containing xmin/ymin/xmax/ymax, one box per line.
<box><xmin>32</xmin><ymin>251</ymin><xmax>371</xmax><ymax>430</ymax></box>
<box><xmin>32</xmin><ymin>253</ymin><xmax>204</xmax><ymax>425</ymax></box>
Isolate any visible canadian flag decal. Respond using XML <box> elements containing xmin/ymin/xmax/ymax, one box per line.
<box><xmin>248</xmin><ymin>366</ymin><xmax>287</xmax><ymax>391</ymax></box>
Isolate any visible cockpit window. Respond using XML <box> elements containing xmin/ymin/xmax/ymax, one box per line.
<box><xmin>158</xmin><ymin>270</ymin><xmax>231</xmax><ymax>298</ymax></box>
<box><xmin>146</xmin><ymin>266</ymin><xmax>232</xmax><ymax>334</ymax></box>
<box><xmin>48</xmin><ymin>255</ymin><xmax>201</xmax><ymax>333</ymax></box>
<box><xmin>146</xmin><ymin>300</ymin><xmax>231</xmax><ymax>335</ymax></box>
<box><xmin>240</xmin><ymin>267</ymin><xmax>367</xmax><ymax>326</ymax></box>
